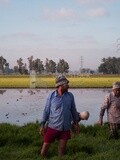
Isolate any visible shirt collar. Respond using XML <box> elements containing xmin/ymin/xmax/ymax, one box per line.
<box><xmin>112</xmin><ymin>91</ymin><xmax>119</xmax><ymax>97</ymax></box>
<box><xmin>112</xmin><ymin>91</ymin><xmax>115</xmax><ymax>97</ymax></box>
<box><xmin>55</xmin><ymin>90</ymin><xmax>59</xmax><ymax>97</ymax></box>
<box><xmin>55</xmin><ymin>90</ymin><xmax>67</xmax><ymax>97</ymax></box>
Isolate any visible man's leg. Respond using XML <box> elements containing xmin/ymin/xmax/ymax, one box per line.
<box><xmin>41</xmin><ymin>142</ymin><xmax>50</xmax><ymax>159</ymax></box>
<box><xmin>109</xmin><ymin>123</ymin><xmax>118</xmax><ymax>139</ymax></box>
<box><xmin>58</xmin><ymin>139</ymin><xmax>67</xmax><ymax>157</ymax></box>
<box><xmin>40</xmin><ymin>127</ymin><xmax>55</xmax><ymax>158</ymax></box>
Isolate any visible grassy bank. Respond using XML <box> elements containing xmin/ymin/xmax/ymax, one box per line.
<box><xmin>0</xmin><ymin>75</ymin><xmax>120</xmax><ymax>88</ymax></box>
<box><xmin>0</xmin><ymin>122</ymin><xmax>120</xmax><ymax>160</ymax></box>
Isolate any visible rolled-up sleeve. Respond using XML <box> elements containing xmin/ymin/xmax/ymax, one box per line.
<box><xmin>40</xmin><ymin>93</ymin><xmax>52</xmax><ymax>127</ymax></box>
<box><xmin>70</xmin><ymin>93</ymin><xmax>79</xmax><ymax>123</ymax></box>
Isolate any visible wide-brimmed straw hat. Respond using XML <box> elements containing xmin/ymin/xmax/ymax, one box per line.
<box><xmin>55</xmin><ymin>75</ymin><xmax>69</xmax><ymax>87</ymax></box>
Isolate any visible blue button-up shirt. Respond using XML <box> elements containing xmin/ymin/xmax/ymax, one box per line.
<box><xmin>41</xmin><ymin>90</ymin><xmax>79</xmax><ymax>131</ymax></box>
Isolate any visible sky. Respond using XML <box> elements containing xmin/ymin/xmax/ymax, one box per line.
<box><xmin>0</xmin><ymin>0</ymin><xmax>120</xmax><ymax>71</ymax></box>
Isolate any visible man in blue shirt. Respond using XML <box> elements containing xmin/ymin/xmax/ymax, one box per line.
<box><xmin>40</xmin><ymin>75</ymin><xmax>80</xmax><ymax>158</ymax></box>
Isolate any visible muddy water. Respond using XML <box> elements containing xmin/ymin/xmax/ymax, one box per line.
<box><xmin>0</xmin><ymin>88</ymin><xmax>111</xmax><ymax>126</ymax></box>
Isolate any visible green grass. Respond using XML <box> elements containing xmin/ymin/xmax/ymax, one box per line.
<box><xmin>0</xmin><ymin>122</ymin><xmax>120</xmax><ymax>160</ymax></box>
<box><xmin>0</xmin><ymin>75</ymin><xmax>120</xmax><ymax>88</ymax></box>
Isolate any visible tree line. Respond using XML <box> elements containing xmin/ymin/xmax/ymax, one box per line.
<box><xmin>0</xmin><ymin>56</ymin><xmax>69</xmax><ymax>74</ymax></box>
<box><xmin>0</xmin><ymin>56</ymin><xmax>120</xmax><ymax>75</ymax></box>
<box><xmin>98</xmin><ymin>57</ymin><xmax>120</xmax><ymax>74</ymax></box>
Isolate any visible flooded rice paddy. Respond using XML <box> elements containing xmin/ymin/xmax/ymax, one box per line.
<box><xmin>0</xmin><ymin>88</ymin><xmax>111</xmax><ymax>126</ymax></box>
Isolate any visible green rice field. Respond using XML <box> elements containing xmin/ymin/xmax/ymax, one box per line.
<box><xmin>0</xmin><ymin>75</ymin><xmax>120</xmax><ymax>88</ymax></box>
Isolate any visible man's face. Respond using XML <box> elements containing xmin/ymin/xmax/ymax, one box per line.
<box><xmin>113</xmin><ymin>88</ymin><xmax>120</xmax><ymax>97</ymax></box>
<box><xmin>61</xmin><ymin>83</ymin><xmax>69</xmax><ymax>93</ymax></box>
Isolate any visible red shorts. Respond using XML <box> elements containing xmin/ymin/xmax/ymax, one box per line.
<box><xmin>44</xmin><ymin>127</ymin><xmax>71</xmax><ymax>143</ymax></box>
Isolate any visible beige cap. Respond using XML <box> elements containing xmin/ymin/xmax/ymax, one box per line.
<box><xmin>112</xmin><ymin>81</ymin><xmax>120</xmax><ymax>90</ymax></box>
<box><xmin>80</xmin><ymin>111</ymin><xmax>89</xmax><ymax>120</ymax></box>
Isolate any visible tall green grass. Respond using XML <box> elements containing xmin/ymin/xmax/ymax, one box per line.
<box><xmin>0</xmin><ymin>122</ymin><xmax>120</xmax><ymax>160</ymax></box>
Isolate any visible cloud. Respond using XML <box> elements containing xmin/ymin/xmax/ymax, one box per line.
<box><xmin>58</xmin><ymin>35</ymin><xmax>99</xmax><ymax>49</ymax></box>
<box><xmin>87</xmin><ymin>8</ymin><xmax>108</xmax><ymax>17</ymax></box>
<box><xmin>0</xmin><ymin>32</ymin><xmax>40</xmax><ymax>41</ymax></box>
<box><xmin>8</xmin><ymin>32</ymin><xmax>38</xmax><ymax>39</ymax></box>
<box><xmin>42</xmin><ymin>8</ymin><xmax>77</xmax><ymax>21</ymax></box>
<box><xmin>76</xmin><ymin>0</ymin><xmax>117</xmax><ymax>5</ymax></box>
<box><xmin>0</xmin><ymin>0</ymin><xmax>10</xmax><ymax>5</ymax></box>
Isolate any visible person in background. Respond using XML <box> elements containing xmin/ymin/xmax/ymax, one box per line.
<box><xmin>98</xmin><ymin>81</ymin><xmax>120</xmax><ymax>139</ymax></box>
<box><xmin>39</xmin><ymin>75</ymin><xmax>80</xmax><ymax>159</ymax></box>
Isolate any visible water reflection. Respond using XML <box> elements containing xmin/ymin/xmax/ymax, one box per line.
<box><xmin>0</xmin><ymin>88</ymin><xmax>111</xmax><ymax>126</ymax></box>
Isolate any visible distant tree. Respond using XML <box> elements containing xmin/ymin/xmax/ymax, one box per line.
<box><xmin>17</xmin><ymin>58</ymin><xmax>24</xmax><ymax>74</ymax></box>
<box><xmin>14</xmin><ymin>66</ymin><xmax>19</xmax><ymax>73</ymax></box>
<box><xmin>115</xmin><ymin>58</ymin><xmax>120</xmax><ymax>74</ymax></box>
<box><xmin>45</xmin><ymin>58</ymin><xmax>49</xmax><ymax>73</ymax></box>
<box><xmin>49</xmin><ymin>60</ymin><xmax>56</xmax><ymax>73</ymax></box>
<box><xmin>4</xmin><ymin>63</ymin><xmax>9</xmax><ymax>74</ymax></box>
<box><xmin>28</xmin><ymin>56</ymin><xmax>35</xmax><ymax>71</ymax></box>
<box><xmin>81</xmin><ymin>68</ymin><xmax>95</xmax><ymax>74</ymax></box>
<box><xmin>22</xmin><ymin>63</ymin><xmax>28</xmax><ymax>74</ymax></box>
<box><xmin>0</xmin><ymin>56</ymin><xmax>7</xmax><ymax>73</ymax></box>
<box><xmin>9</xmin><ymin>69</ymin><xmax>14</xmax><ymax>74</ymax></box>
<box><xmin>98</xmin><ymin>57</ymin><xmax>120</xmax><ymax>74</ymax></box>
<box><xmin>34</xmin><ymin>58</ymin><xmax>44</xmax><ymax>74</ymax></box>
<box><xmin>56</xmin><ymin>59</ymin><xmax>69</xmax><ymax>74</ymax></box>
<box><xmin>45</xmin><ymin>58</ymin><xmax>56</xmax><ymax>74</ymax></box>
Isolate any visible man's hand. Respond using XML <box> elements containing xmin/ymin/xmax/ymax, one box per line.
<box><xmin>97</xmin><ymin>120</ymin><xmax>103</xmax><ymax>127</ymax></box>
<box><xmin>39</xmin><ymin>127</ymin><xmax>45</xmax><ymax>136</ymax></box>
<box><xmin>71</xmin><ymin>123</ymin><xmax>80</xmax><ymax>134</ymax></box>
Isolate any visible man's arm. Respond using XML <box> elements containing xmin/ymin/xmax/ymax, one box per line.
<box><xmin>98</xmin><ymin>94</ymin><xmax>110</xmax><ymax>126</ymax></box>
<box><xmin>39</xmin><ymin>93</ymin><xmax>52</xmax><ymax>135</ymax></box>
<box><xmin>70</xmin><ymin>93</ymin><xmax>80</xmax><ymax>133</ymax></box>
